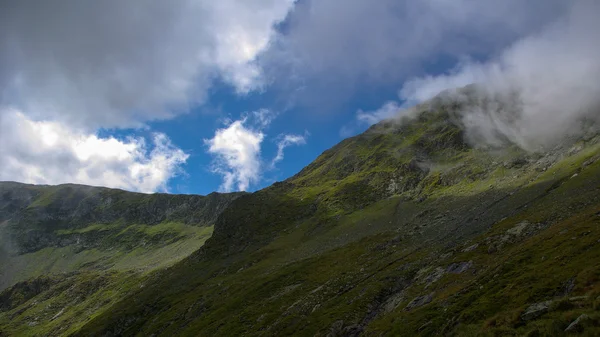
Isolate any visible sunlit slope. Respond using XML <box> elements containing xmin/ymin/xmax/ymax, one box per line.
<box><xmin>71</xmin><ymin>99</ymin><xmax>600</xmax><ymax>336</ymax></box>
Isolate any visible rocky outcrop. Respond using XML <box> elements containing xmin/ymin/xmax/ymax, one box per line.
<box><xmin>565</xmin><ymin>314</ymin><xmax>589</xmax><ymax>333</ymax></box>
<box><xmin>521</xmin><ymin>301</ymin><xmax>552</xmax><ymax>321</ymax></box>
<box><xmin>446</xmin><ymin>261</ymin><xmax>473</xmax><ymax>274</ymax></box>
<box><xmin>405</xmin><ymin>293</ymin><xmax>433</xmax><ymax>311</ymax></box>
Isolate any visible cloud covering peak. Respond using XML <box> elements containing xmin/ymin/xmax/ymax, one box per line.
<box><xmin>399</xmin><ymin>0</ymin><xmax>600</xmax><ymax>150</ymax></box>
<box><xmin>261</xmin><ymin>0</ymin><xmax>570</xmax><ymax>109</ymax></box>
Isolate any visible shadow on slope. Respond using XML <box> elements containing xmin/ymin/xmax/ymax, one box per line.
<box><xmin>73</xmin><ymin>147</ymin><xmax>600</xmax><ymax>336</ymax></box>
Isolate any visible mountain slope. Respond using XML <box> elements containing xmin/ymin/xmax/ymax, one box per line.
<box><xmin>3</xmin><ymin>94</ymin><xmax>600</xmax><ymax>336</ymax></box>
<box><xmin>0</xmin><ymin>183</ymin><xmax>242</xmax><ymax>335</ymax></box>
<box><xmin>68</xmin><ymin>97</ymin><xmax>600</xmax><ymax>336</ymax></box>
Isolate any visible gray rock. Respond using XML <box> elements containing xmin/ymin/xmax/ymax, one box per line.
<box><xmin>383</xmin><ymin>292</ymin><xmax>405</xmax><ymax>314</ymax></box>
<box><xmin>583</xmin><ymin>156</ymin><xmax>598</xmax><ymax>167</ymax></box>
<box><xmin>327</xmin><ymin>320</ymin><xmax>345</xmax><ymax>337</ymax></box>
<box><xmin>405</xmin><ymin>293</ymin><xmax>433</xmax><ymax>311</ymax></box>
<box><xmin>485</xmin><ymin>221</ymin><xmax>548</xmax><ymax>253</ymax></box>
<box><xmin>422</xmin><ymin>267</ymin><xmax>445</xmax><ymax>286</ymax></box>
<box><xmin>462</xmin><ymin>243</ymin><xmax>479</xmax><ymax>252</ymax></box>
<box><xmin>446</xmin><ymin>261</ymin><xmax>473</xmax><ymax>274</ymax></box>
<box><xmin>342</xmin><ymin>324</ymin><xmax>362</xmax><ymax>337</ymax></box>
<box><xmin>521</xmin><ymin>300</ymin><xmax>552</xmax><ymax>321</ymax></box>
<box><xmin>561</xmin><ymin>277</ymin><xmax>575</xmax><ymax>296</ymax></box>
<box><xmin>504</xmin><ymin>157</ymin><xmax>528</xmax><ymax>169</ymax></box>
<box><xmin>565</xmin><ymin>314</ymin><xmax>588</xmax><ymax>333</ymax></box>
<box><xmin>505</xmin><ymin>221</ymin><xmax>531</xmax><ymax>237</ymax></box>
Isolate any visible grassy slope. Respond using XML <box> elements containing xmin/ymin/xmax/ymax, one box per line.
<box><xmin>0</xmin><ymin>225</ymin><xmax>214</xmax><ymax>337</ymax></box>
<box><xmin>0</xmin><ymin>185</ymin><xmax>238</xmax><ymax>336</ymax></box>
<box><xmin>0</xmin><ymin>183</ymin><xmax>240</xmax><ymax>289</ymax></box>
<box><xmin>0</xmin><ymin>271</ymin><xmax>142</xmax><ymax>336</ymax></box>
<box><xmin>2</xmin><ymin>224</ymin><xmax>213</xmax><ymax>286</ymax></box>
<box><xmin>67</xmin><ymin>102</ymin><xmax>600</xmax><ymax>336</ymax></box>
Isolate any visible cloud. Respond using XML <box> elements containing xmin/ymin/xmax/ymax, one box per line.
<box><xmin>396</xmin><ymin>0</ymin><xmax>600</xmax><ymax>150</ymax></box>
<box><xmin>356</xmin><ymin>102</ymin><xmax>402</xmax><ymax>126</ymax></box>
<box><xmin>252</xmin><ymin>109</ymin><xmax>278</xmax><ymax>128</ymax></box>
<box><xmin>205</xmin><ymin>118</ymin><xmax>265</xmax><ymax>192</ymax></box>
<box><xmin>271</xmin><ymin>133</ymin><xmax>307</xmax><ymax>166</ymax></box>
<box><xmin>0</xmin><ymin>0</ymin><xmax>295</xmax><ymax>130</ymax></box>
<box><xmin>0</xmin><ymin>109</ymin><xmax>188</xmax><ymax>193</ymax></box>
<box><xmin>340</xmin><ymin>102</ymin><xmax>409</xmax><ymax>137</ymax></box>
<box><xmin>0</xmin><ymin>1</ymin><xmax>295</xmax><ymax>192</ymax></box>
<box><xmin>205</xmin><ymin>110</ymin><xmax>308</xmax><ymax>192</ymax></box>
<box><xmin>261</xmin><ymin>0</ymin><xmax>569</xmax><ymax>108</ymax></box>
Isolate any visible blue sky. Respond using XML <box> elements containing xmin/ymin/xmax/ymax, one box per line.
<box><xmin>154</xmin><ymin>76</ymin><xmax>403</xmax><ymax>195</ymax></box>
<box><xmin>1</xmin><ymin>0</ymin><xmax>596</xmax><ymax>195</ymax></box>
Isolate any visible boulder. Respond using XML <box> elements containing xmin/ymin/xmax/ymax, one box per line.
<box><xmin>405</xmin><ymin>293</ymin><xmax>433</xmax><ymax>311</ymax></box>
<box><xmin>521</xmin><ymin>301</ymin><xmax>552</xmax><ymax>321</ymax></box>
<box><xmin>446</xmin><ymin>261</ymin><xmax>473</xmax><ymax>274</ymax></box>
<box><xmin>565</xmin><ymin>314</ymin><xmax>588</xmax><ymax>333</ymax></box>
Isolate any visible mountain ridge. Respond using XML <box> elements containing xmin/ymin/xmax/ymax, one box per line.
<box><xmin>0</xmin><ymin>181</ymin><xmax>244</xmax><ymax>291</ymax></box>
<box><xmin>2</xmin><ymin>91</ymin><xmax>600</xmax><ymax>336</ymax></box>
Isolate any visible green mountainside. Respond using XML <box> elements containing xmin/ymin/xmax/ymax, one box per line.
<box><xmin>0</xmin><ymin>183</ymin><xmax>242</xmax><ymax>335</ymax></box>
<box><xmin>2</xmin><ymin>94</ymin><xmax>600</xmax><ymax>336</ymax></box>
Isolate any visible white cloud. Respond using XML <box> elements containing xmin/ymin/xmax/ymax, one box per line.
<box><xmin>205</xmin><ymin>118</ymin><xmax>264</xmax><ymax>192</ymax></box>
<box><xmin>356</xmin><ymin>102</ymin><xmax>401</xmax><ymax>126</ymax></box>
<box><xmin>0</xmin><ymin>109</ymin><xmax>188</xmax><ymax>193</ymax></box>
<box><xmin>0</xmin><ymin>0</ymin><xmax>295</xmax><ymax>130</ymax></box>
<box><xmin>396</xmin><ymin>0</ymin><xmax>600</xmax><ymax>150</ymax></box>
<box><xmin>271</xmin><ymin>133</ymin><xmax>307</xmax><ymax>166</ymax></box>
<box><xmin>0</xmin><ymin>1</ymin><xmax>296</xmax><ymax>191</ymax></box>
<box><xmin>261</xmin><ymin>0</ymin><xmax>569</xmax><ymax>108</ymax></box>
<box><xmin>205</xmin><ymin>110</ymin><xmax>308</xmax><ymax>192</ymax></box>
<box><xmin>339</xmin><ymin>102</ymin><xmax>407</xmax><ymax>137</ymax></box>
<box><xmin>343</xmin><ymin>0</ymin><xmax>600</xmax><ymax>150</ymax></box>
<box><xmin>252</xmin><ymin>109</ymin><xmax>278</xmax><ymax>128</ymax></box>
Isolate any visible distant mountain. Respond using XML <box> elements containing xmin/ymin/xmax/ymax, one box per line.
<box><xmin>0</xmin><ymin>182</ymin><xmax>243</xmax><ymax>335</ymax></box>
<box><xmin>2</xmin><ymin>92</ymin><xmax>600</xmax><ymax>336</ymax></box>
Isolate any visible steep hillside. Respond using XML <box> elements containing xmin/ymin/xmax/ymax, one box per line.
<box><xmin>0</xmin><ymin>182</ymin><xmax>242</xmax><ymax>289</ymax></box>
<box><xmin>3</xmin><ymin>94</ymin><xmax>600</xmax><ymax>336</ymax></box>
<box><xmin>0</xmin><ymin>183</ymin><xmax>242</xmax><ymax>335</ymax></box>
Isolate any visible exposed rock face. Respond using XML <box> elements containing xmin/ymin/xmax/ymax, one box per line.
<box><xmin>462</xmin><ymin>243</ymin><xmax>479</xmax><ymax>252</ymax></box>
<box><xmin>446</xmin><ymin>261</ymin><xmax>473</xmax><ymax>274</ymax></box>
<box><xmin>565</xmin><ymin>314</ymin><xmax>589</xmax><ymax>332</ymax></box>
<box><xmin>0</xmin><ymin>276</ymin><xmax>57</xmax><ymax>312</ymax></box>
<box><xmin>485</xmin><ymin>221</ymin><xmax>549</xmax><ymax>253</ymax></box>
<box><xmin>521</xmin><ymin>301</ymin><xmax>552</xmax><ymax>321</ymax></box>
<box><xmin>418</xmin><ymin>261</ymin><xmax>473</xmax><ymax>288</ymax></box>
<box><xmin>405</xmin><ymin>293</ymin><xmax>433</xmax><ymax>311</ymax></box>
<box><xmin>422</xmin><ymin>267</ymin><xmax>446</xmax><ymax>286</ymax></box>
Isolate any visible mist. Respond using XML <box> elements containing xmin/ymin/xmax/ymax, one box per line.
<box><xmin>399</xmin><ymin>0</ymin><xmax>600</xmax><ymax>151</ymax></box>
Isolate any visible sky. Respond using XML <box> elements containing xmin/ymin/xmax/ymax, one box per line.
<box><xmin>0</xmin><ymin>0</ymin><xmax>598</xmax><ymax>195</ymax></box>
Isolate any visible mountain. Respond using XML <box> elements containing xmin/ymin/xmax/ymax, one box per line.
<box><xmin>0</xmin><ymin>183</ymin><xmax>242</xmax><ymax>335</ymax></box>
<box><xmin>2</xmin><ymin>93</ymin><xmax>600</xmax><ymax>336</ymax></box>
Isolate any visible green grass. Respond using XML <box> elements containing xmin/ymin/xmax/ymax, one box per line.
<box><xmin>1</xmin><ymin>222</ymin><xmax>214</xmax><ymax>290</ymax></box>
<box><xmin>0</xmin><ymin>271</ymin><xmax>144</xmax><ymax>336</ymax></box>
<box><xmin>55</xmin><ymin>223</ymin><xmax>119</xmax><ymax>235</ymax></box>
<box><xmin>72</xmin><ymin>128</ymin><xmax>600</xmax><ymax>336</ymax></box>
<box><xmin>0</xmin><ymin>223</ymin><xmax>214</xmax><ymax>336</ymax></box>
